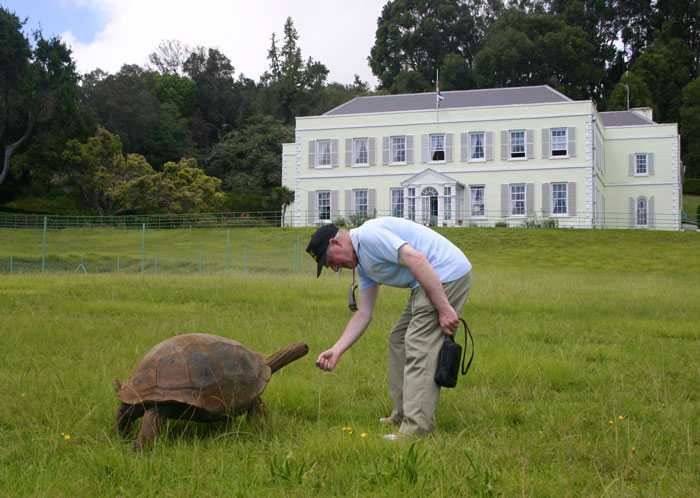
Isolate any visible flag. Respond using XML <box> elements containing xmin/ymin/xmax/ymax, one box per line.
<box><xmin>436</xmin><ymin>69</ymin><xmax>444</xmax><ymax>109</ymax></box>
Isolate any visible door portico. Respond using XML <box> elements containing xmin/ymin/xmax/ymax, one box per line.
<box><xmin>401</xmin><ymin>168</ymin><xmax>464</xmax><ymax>227</ymax></box>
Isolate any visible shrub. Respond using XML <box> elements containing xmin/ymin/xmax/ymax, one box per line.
<box><xmin>684</xmin><ymin>178</ymin><xmax>700</xmax><ymax>195</ymax></box>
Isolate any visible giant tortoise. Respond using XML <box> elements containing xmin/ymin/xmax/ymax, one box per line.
<box><xmin>114</xmin><ymin>333</ymin><xmax>308</xmax><ymax>450</ymax></box>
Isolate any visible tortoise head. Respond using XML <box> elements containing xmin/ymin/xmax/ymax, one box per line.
<box><xmin>265</xmin><ymin>342</ymin><xmax>309</xmax><ymax>374</ymax></box>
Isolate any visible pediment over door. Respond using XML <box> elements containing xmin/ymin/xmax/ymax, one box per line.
<box><xmin>400</xmin><ymin>168</ymin><xmax>463</xmax><ymax>187</ymax></box>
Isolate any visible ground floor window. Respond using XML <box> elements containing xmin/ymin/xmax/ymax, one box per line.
<box><xmin>391</xmin><ymin>188</ymin><xmax>404</xmax><ymax>218</ymax></box>
<box><xmin>636</xmin><ymin>197</ymin><xmax>648</xmax><ymax>226</ymax></box>
<box><xmin>443</xmin><ymin>186</ymin><xmax>452</xmax><ymax>220</ymax></box>
<box><xmin>510</xmin><ymin>183</ymin><xmax>525</xmax><ymax>215</ymax></box>
<box><xmin>407</xmin><ymin>187</ymin><xmax>416</xmax><ymax>221</ymax></box>
<box><xmin>354</xmin><ymin>189</ymin><xmax>368</xmax><ymax>217</ymax></box>
<box><xmin>552</xmin><ymin>182</ymin><xmax>568</xmax><ymax>215</ymax></box>
<box><xmin>317</xmin><ymin>191</ymin><xmax>330</xmax><ymax>220</ymax></box>
<box><xmin>470</xmin><ymin>185</ymin><xmax>485</xmax><ymax>216</ymax></box>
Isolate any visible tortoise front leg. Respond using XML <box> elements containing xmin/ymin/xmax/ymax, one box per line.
<box><xmin>134</xmin><ymin>407</ymin><xmax>165</xmax><ymax>452</ymax></box>
<box><xmin>246</xmin><ymin>397</ymin><xmax>267</xmax><ymax>428</ymax></box>
<box><xmin>115</xmin><ymin>402</ymin><xmax>144</xmax><ymax>436</ymax></box>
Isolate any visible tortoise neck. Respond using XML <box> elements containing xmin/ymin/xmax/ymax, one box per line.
<box><xmin>265</xmin><ymin>342</ymin><xmax>309</xmax><ymax>374</ymax></box>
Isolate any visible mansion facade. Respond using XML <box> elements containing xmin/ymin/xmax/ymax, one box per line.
<box><xmin>281</xmin><ymin>85</ymin><xmax>682</xmax><ymax>230</ymax></box>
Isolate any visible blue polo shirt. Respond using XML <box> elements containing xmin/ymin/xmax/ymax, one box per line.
<box><xmin>349</xmin><ymin>217</ymin><xmax>471</xmax><ymax>290</ymax></box>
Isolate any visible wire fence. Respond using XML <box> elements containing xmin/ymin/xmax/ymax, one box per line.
<box><xmin>0</xmin><ymin>209</ymin><xmax>690</xmax><ymax>230</ymax></box>
<box><xmin>0</xmin><ymin>210</ymin><xmax>693</xmax><ymax>275</ymax></box>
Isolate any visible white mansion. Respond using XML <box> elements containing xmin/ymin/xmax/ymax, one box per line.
<box><xmin>281</xmin><ymin>85</ymin><xmax>682</xmax><ymax>230</ymax></box>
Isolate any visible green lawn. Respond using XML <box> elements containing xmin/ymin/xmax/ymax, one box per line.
<box><xmin>0</xmin><ymin>228</ymin><xmax>698</xmax><ymax>496</ymax></box>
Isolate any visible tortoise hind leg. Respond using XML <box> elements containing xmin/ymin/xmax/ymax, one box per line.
<box><xmin>115</xmin><ymin>402</ymin><xmax>144</xmax><ymax>436</ymax></box>
<box><xmin>134</xmin><ymin>407</ymin><xmax>166</xmax><ymax>452</ymax></box>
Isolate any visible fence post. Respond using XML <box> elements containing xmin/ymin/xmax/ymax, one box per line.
<box><xmin>9</xmin><ymin>255</ymin><xmax>13</xmax><ymax>273</ymax></box>
<box><xmin>41</xmin><ymin>216</ymin><xmax>47</xmax><ymax>272</ymax></box>
<box><xmin>226</xmin><ymin>229</ymin><xmax>231</xmax><ymax>271</ymax></box>
<box><xmin>140</xmin><ymin>223</ymin><xmax>146</xmax><ymax>272</ymax></box>
<box><xmin>198</xmin><ymin>250</ymin><xmax>204</xmax><ymax>272</ymax></box>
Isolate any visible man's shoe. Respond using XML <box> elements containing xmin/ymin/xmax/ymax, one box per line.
<box><xmin>383</xmin><ymin>432</ymin><xmax>411</xmax><ymax>441</ymax></box>
<box><xmin>379</xmin><ymin>416</ymin><xmax>402</xmax><ymax>426</ymax></box>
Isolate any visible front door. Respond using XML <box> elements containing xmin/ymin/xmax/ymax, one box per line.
<box><xmin>421</xmin><ymin>187</ymin><xmax>439</xmax><ymax>226</ymax></box>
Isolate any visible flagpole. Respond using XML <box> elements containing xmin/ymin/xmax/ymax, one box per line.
<box><xmin>436</xmin><ymin>69</ymin><xmax>440</xmax><ymax>123</ymax></box>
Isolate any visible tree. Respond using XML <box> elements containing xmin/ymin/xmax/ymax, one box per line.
<box><xmin>473</xmin><ymin>8</ymin><xmax>604</xmax><ymax>99</ymax></box>
<box><xmin>117</xmin><ymin>158</ymin><xmax>225</xmax><ymax>214</ymax></box>
<box><xmin>64</xmin><ymin>127</ymin><xmax>224</xmax><ymax>214</ymax></box>
<box><xmin>631</xmin><ymin>38</ymin><xmax>694</xmax><ymax>123</ymax></box>
<box><xmin>63</xmin><ymin>127</ymin><xmax>152</xmax><ymax>214</ymax></box>
<box><xmin>205</xmin><ymin>114</ymin><xmax>293</xmax><ymax>209</ymax></box>
<box><xmin>148</xmin><ymin>39</ymin><xmax>191</xmax><ymax>76</ymax></box>
<box><xmin>81</xmin><ymin>65</ymin><xmax>161</xmax><ymax>159</ymax></box>
<box><xmin>261</xmin><ymin>17</ymin><xmax>330</xmax><ymax>123</ymax></box>
<box><xmin>1</xmin><ymin>8</ymin><xmax>80</xmax><ymax>186</ymax></box>
<box><xmin>368</xmin><ymin>0</ymin><xmax>491</xmax><ymax>92</ymax></box>
<box><xmin>607</xmin><ymin>71</ymin><xmax>654</xmax><ymax>112</ymax></box>
<box><xmin>183</xmin><ymin>47</ymin><xmax>249</xmax><ymax>151</ymax></box>
<box><xmin>271</xmin><ymin>186</ymin><xmax>295</xmax><ymax>228</ymax></box>
<box><xmin>680</xmin><ymin>77</ymin><xmax>700</xmax><ymax>178</ymax></box>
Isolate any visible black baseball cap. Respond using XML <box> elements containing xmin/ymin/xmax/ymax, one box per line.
<box><xmin>306</xmin><ymin>224</ymin><xmax>339</xmax><ymax>277</ymax></box>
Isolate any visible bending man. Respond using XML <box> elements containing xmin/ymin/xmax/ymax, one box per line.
<box><xmin>306</xmin><ymin>216</ymin><xmax>472</xmax><ymax>439</ymax></box>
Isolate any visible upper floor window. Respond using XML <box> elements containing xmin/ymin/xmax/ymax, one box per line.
<box><xmin>635</xmin><ymin>153</ymin><xmax>648</xmax><ymax>175</ymax></box>
<box><xmin>317</xmin><ymin>191</ymin><xmax>331</xmax><ymax>220</ymax></box>
<box><xmin>353</xmin><ymin>138</ymin><xmax>369</xmax><ymax>165</ymax></box>
<box><xmin>430</xmin><ymin>134</ymin><xmax>445</xmax><ymax>161</ymax></box>
<box><xmin>510</xmin><ymin>183</ymin><xmax>525</xmax><ymax>215</ymax></box>
<box><xmin>470</xmin><ymin>132</ymin><xmax>485</xmax><ymax>160</ymax></box>
<box><xmin>354</xmin><ymin>189</ymin><xmax>368</xmax><ymax>216</ymax></box>
<box><xmin>636</xmin><ymin>198</ymin><xmax>648</xmax><ymax>226</ymax></box>
<box><xmin>551</xmin><ymin>128</ymin><xmax>567</xmax><ymax>156</ymax></box>
<box><xmin>316</xmin><ymin>140</ymin><xmax>331</xmax><ymax>167</ymax></box>
<box><xmin>552</xmin><ymin>182</ymin><xmax>568</xmax><ymax>215</ymax></box>
<box><xmin>391</xmin><ymin>188</ymin><xmax>404</xmax><ymax>218</ymax></box>
<box><xmin>510</xmin><ymin>130</ymin><xmax>525</xmax><ymax>159</ymax></box>
<box><xmin>391</xmin><ymin>136</ymin><xmax>406</xmax><ymax>163</ymax></box>
<box><xmin>470</xmin><ymin>185</ymin><xmax>485</xmax><ymax>217</ymax></box>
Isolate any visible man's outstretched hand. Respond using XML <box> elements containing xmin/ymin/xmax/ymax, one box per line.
<box><xmin>316</xmin><ymin>348</ymin><xmax>341</xmax><ymax>371</ymax></box>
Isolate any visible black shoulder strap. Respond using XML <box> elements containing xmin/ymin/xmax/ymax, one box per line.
<box><xmin>459</xmin><ymin>318</ymin><xmax>475</xmax><ymax>376</ymax></box>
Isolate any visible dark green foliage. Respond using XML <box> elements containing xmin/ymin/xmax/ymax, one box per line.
<box><xmin>205</xmin><ymin>114</ymin><xmax>293</xmax><ymax>197</ymax></box>
<box><xmin>473</xmin><ymin>8</ymin><xmax>605</xmax><ymax>99</ymax></box>
<box><xmin>684</xmin><ymin>178</ymin><xmax>700</xmax><ymax>196</ymax></box>
<box><xmin>680</xmin><ymin>77</ymin><xmax>700</xmax><ymax>178</ymax></box>
<box><xmin>608</xmin><ymin>71</ymin><xmax>655</xmax><ymax>112</ymax></box>
<box><xmin>2</xmin><ymin>5</ymin><xmax>699</xmax><ymax>214</ymax></box>
<box><xmin>0</xmin><ymin>8</ymin><xmax>82</xmax><ymax>193</ymax></box>
<box><xmin>368</xmin><ymin>0</ymin><xmax>490</xmax><ymax>92</ymax></box>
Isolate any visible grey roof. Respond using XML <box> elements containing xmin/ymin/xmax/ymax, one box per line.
<box><xmin>599</xmin><ymin>111</ymin><xmax>655</xmax><ymax>127</ymax></box>
<box><xmin>324</xmin><ymin>85</ymin><xmax>572</xmax><ymax>116</ymax></box>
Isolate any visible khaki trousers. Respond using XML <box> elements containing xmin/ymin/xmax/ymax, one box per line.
<box><xmin>388</xmin><ymin>272</ymin><xmax>471</xmax><ymax>436</ymax></box>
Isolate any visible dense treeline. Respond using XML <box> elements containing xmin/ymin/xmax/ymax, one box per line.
<box><xmin>1</xmin><ymin>1</ymin><xmax>698</xmax><ymax>215</ymax></box>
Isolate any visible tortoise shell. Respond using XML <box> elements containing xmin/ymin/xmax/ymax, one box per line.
<box><xmin>116</xmin><ymin>333</ymin><xmax>270</xmax><ymax>415</ymax></box>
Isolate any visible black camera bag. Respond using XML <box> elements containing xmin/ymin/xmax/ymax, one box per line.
<box><xmin>435</xmin><ymin>318</ymin><xmax>474</xmax><ymax>388</ymax></box>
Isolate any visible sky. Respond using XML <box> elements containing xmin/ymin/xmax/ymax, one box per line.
<box><xmin>3</xmin><ymin>0</ymin><xmax>385</xmax><ymax>86</ymax></box>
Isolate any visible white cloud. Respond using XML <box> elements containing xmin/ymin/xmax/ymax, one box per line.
<box><xmin>61</xmin><ymin>0</ymin><xmax>384</xmax><ymax>86</ymax></box>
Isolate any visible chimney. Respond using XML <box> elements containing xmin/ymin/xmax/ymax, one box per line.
<box><xmin>630</xmin><ymin>107</ymin><xmax>653</xmax><ymax>122</ymax></box>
